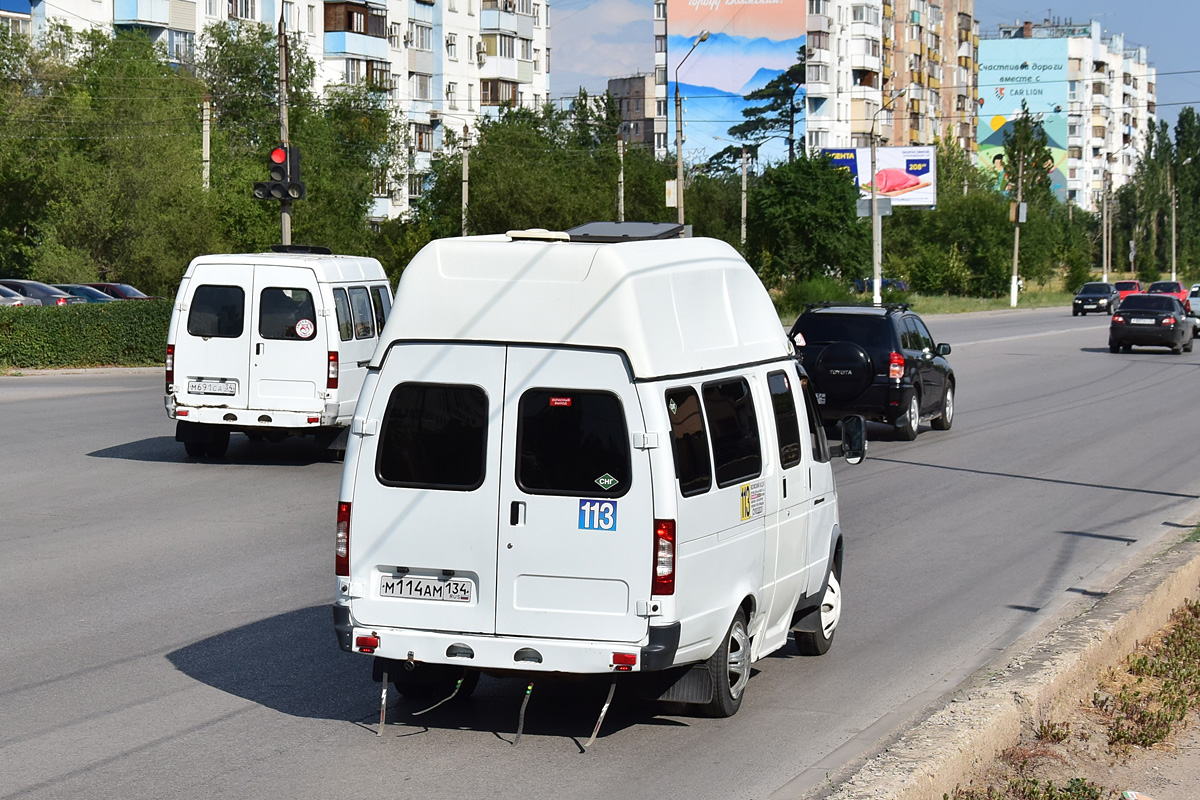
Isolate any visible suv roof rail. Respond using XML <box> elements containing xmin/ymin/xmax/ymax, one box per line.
<box><xmin>804</xmin><ymin>301</ymin><xmax>911</xmax><ymax>312</ymax></box>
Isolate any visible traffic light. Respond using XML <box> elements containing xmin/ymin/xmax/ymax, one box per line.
<box><xmin>253</xmin><ymin>145</ymin><xmax>306</xmax><ymax>201</ymax></box>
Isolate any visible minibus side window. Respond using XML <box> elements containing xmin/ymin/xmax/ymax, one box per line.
<box><xmin>516</xmin><ymin>389</ymin><xmax>630</xmax><ymax>498</ymax></box>
<box><xmin>332</xmin><ymin>288</ymin><xmax>353</xmax><ymax>341</ymax></box>
<box><xmin>187</xmin><ymin>285</ymin><xmax>244</xmax><ymax>338</ymax></box>
<box><xmin>665</xmin><ymin>387</ymin><xmax>712</xmax><ymax>497</ymax></box>
<box><xmin>767</xmin><ymin>370</ymin><xmax>802</xmax><ymax>469</ymax></box>
<box><xmin>701</xmin><ymin>377</ymin><xmax>762</xmax><ymax>488</ymax></box>
<box><xmin>796</xmin><ymin>364</ymin><xmax>830</xmax><ymax>463</ymax></box>
<box><xmin>377</xmin><ymin>382</ymin><xmax>488</xmax><ymax>491</ymax></box>
<box><xmin>370</xmin><ymin>285</ymin><xmax>391</xmax><ymax>334</ymax></box>
<box><xmin>258</xmin><ymin>288</ymin><xmax>316</xmax><ymax>340</ymax></box>
<box><xmin>348</xmin><ymin>286</ymin><xmax>375</xmax><ymax>339</ymax></box>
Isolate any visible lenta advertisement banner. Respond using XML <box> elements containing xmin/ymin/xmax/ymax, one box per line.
<box><xmin>976</xmin><ymin>38</ymin><xmax>1069</xmax><ymax>201</ymax></box>
<box><xmin>821</xmin><ymin>147</ymin><xmax>938</xmax><ymax>207</ymax></box>
<box><xmin>666</xmin><ymin>0</ymin><xmax>805</xmax><ymax>164</ymax></box>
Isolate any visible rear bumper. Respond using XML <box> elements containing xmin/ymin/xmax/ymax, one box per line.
<box><xmin>165</xmin><ymin>393</ymin><xmax>342</xmax><ymax>429</ymax></box>
<box><xmin>1110</xmin><ymin>327</ymin><xmax>1186</xmax><ymax>347</ymax></box>
<box><xmin>332</xmin><ymin>603</ymin><xmax>680</xmax><ymax>674</ymax></box>
<box><xmin>816</xmin><ymin>380</ymin><xmax>914</xmax><ymax>424</ymax></box>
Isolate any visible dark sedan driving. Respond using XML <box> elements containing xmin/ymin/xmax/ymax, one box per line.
<box><xmin>1109</xmin><ymin>294</ymin><xmax>1195</xmax><ymax>354</ymax></box>
<box><xmin>1073</xmin><ymin>282</ymin><xmax>1120</xmax><ymax>316</ymax></box>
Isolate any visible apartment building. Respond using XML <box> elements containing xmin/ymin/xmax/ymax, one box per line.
<box><xmin>980</xmin><ymin>19</ymin><xmax>1155</xmax><ymax>212</ymax></box>
<box><xmin>29</xmin><ymin>0</ymin><xmax>550</xmax><ymax>219</ymax></box>
<box><xmin>608</xmin><ymin>73</ymin><xmax>656</xmax><ymax>148</ymax></box>
<box><xmin>803</xmin><ymin>0</ymin><xmax>876</xmax><ymax>151</ymax></box>
<box><xmin>1</xmin><ymin>0</ymin><xmax>31</xmax><ymax>35</ymax></box>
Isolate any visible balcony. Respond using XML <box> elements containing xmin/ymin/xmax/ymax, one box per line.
<box><xmin>807</xmin><ymin>46</ymin><xmax>832</xmax><ymax>66</ymax></box>
<box><xmin>480</xmin><ymin>6</ymin><xmax>518</xmax><ymax>34</ymax></box>
<box><xmin>114</xmin><ymin>0</ymin><xmax>169</xmax><ymax>26</ymax></box>
<box><xmin>850</xmin><ymin>53</ymin><xmax>881</xmax><ymax>72</ymax></box>
<box><xmin>325</xmin><ymin>31</ymin><xmax>390</xmax><ymax>60</ymax></box>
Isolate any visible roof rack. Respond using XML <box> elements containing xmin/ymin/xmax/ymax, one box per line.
<box><xmin>566</xmin><ymin>221</ymin><xmax>685</xmax><ymax>243</ymax></box>
<box><xmin>804</xmin><ymin>301</ymin><xmax>911</xmax><ymax>312</ymax></box>
<box><xmin>270</xmin><ymin>244</ymin><xmax>333</xmax><ymax>255</ymax></box>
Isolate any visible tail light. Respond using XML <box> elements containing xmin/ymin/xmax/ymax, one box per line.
<box><xmin>1163</xmin><ymin>317</ymin><xmax>1176</xmax><ymax>326</ymax></box>
<box><xmin>165</xmin><ymin>344</ymin><xmax>174</xmax><ymax>392</ymax></box>
<box><xmin>336</xmin><ymin>501</ymin><xmax>351</xmax><ymax>576</ymax></box>
<box><xmin>327</xmin><ymin>351</ymin><xmax>339</xmax><ymax>390</ymax></box>
<box><xmin>889</xmin><ymin>351</ymin><xmax>905</xmax><ymax>380</ymax></box>
<box><xmin>652</xmin><ymin>519</ymin><xmax>675</xmax><ymax>596</ymax></box>
<box><xmin>56</xmin><ymin>297</ymin><xmax>67</xmax><ymax>306</ymax></box>
<box><xmin>1113</xmin><ymin>315</ymin><xmax>1125</xmax><ymax>324</ymax></box>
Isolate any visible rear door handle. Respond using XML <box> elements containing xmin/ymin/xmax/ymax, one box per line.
<box><xmin>814</xmin><ymin>497</ymin><xmax>825</xmax><ymax>505</ymax></box>
<box><xmin>510</xmin><ymin>501</ymin><xmax>526</xmax><ymax>526</ymax></box>
<box><xmin>256</xmin><ymin>343</ymin><xmax>264</xmax><ymax>355</ymax></box>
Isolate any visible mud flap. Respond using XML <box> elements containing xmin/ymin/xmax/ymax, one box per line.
<box><xmin>636</xmin><ymin>664</ymin><xmax>713</xmax><ymax>704</ymax></box>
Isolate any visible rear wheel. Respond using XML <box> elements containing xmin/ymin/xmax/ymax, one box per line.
<box><xmin>894</xmin><ymin>392</ymin><xmax>920</xmax><ymax>441</ymax></box>
<box><xmin>703</xmin><ymin>609</ymin><xmax>750</xmax><ymax>718</ymax></box>
<box><xmin>1186</xmin><ymin>338</ymin><xmax>1194</xmax><ymax>353</ymax></box>
<box><xmin>184</xmin><ymin>441</ymin><xmax>206</xmax><ymax>458</ymax></box>
<box><xmin>205</xmin><ymin>430</ymin><xmax>230</xmax><ymax>458</ymax></box>
<box><xmin>1173</xmin><ymin>341</ymin><xmax>1184</xmax><ymax>355</ymax></box>
<box><xmin>1109</xmin><ymin>341</ymin><xmax>1120</xmax><ymax>354</ymax></box>
<box><xmin>931</xmin><ymin>384</ymin><xmax>954</xmax><ymax>431</ymax></box>
<box><xmin>795</xmin><ymin>569</ymin><xmax>842</xmax><ymax>656</ymax></box>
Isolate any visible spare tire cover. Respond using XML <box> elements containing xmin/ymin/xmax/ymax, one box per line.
<box><xmin>813</xmin><ymin>341</ymin><xmax>874</xmax><ymax>401</ymax></box>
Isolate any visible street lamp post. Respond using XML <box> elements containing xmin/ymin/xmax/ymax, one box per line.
<box><xmin>1173</xmin><ymin>157</ymin><xmax>1193</xmax><ymax>283</ymax></box>
<box><xmin>675</xmin><ymin>30</ymin><xmax>709</xmax><ymax>228</ymax></box>
<box><xmin>870</xmin><ymin>89</ymin><xmax>905</xmax><ymax>307</ymax></box>
<box><xmin>430</xmin><ymin>110</ymin><xmax>471</xmax><ymax>236</ymax></box>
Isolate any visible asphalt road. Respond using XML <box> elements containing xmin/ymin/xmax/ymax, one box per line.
<box><xmin>3</xmin><ymin>306</ymin><xmax>1199</xmax><ymax>800</ymax></box>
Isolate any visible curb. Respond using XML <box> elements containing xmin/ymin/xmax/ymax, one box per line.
<box><xmin>815</xmin><ymin>541</ymin><xmax>1200</xmax><ymax>800</ymax></box>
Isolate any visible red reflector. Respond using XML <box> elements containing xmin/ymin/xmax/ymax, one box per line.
<box><xmin>327</xmin><ymin>351</ymin><xmax>339</xmax><ymax>390</ymax></box>
<box><xmin>549</xmin><ymin>397</ymin><xmax>572</xmax><ymax>407</ymax></box>
<box><xmin>307</xmin><ymin>416</ymin><xmax>320</xmax><ymax>424</ymax></box>
<box><xmin>177</xmin><ymin>409</ymin><xmax>189</xmax><ymax>416</ymax></box>
<box><xmin>612</xmin><ymin>652</ymin><xmax>637</xmax><ymax>666</ymax></box>
<box><xmin>356</xmin><ymin>635</ymin><xmax>379</xmax><ymax>653</ymax></box>
<box><xmin>336</xmin><ymin>501</ymin><xmax>351</xmax><ymax>576</ymax></box>
<box><xmin>652</xmin><ymin>519</ymin><xmax>675</xmax><ymax>595</ymax></box>
<box><xmin>888</xmin><ymin>351</ymin><xmax>905</xmax><ymax>380</ymax></box>
<box><xmin>165</xmin><ymin>343</ymin><xmax>175</xmax><ymax>392</ymax></box>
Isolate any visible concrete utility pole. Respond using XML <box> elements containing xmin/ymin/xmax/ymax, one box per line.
<box><xmin>202</xmin><ymin>93</ymin><xmax>211</xmax><ymax>190</ymax></box>
<box><xmin>461</xmin><ymin>124</ymin><xmax>469</xmax><ymax>237</ymax></box>
<box><xmin>740</xmin><ymin>146</ymin><xmax>748</xmax><ymax>251</ymax></box>
<box><xmin>1101</xmin><ymin>172</ymin><xmax>1109</xmax><ymax>283</ymax></box>
<box><xmin>674</xmin><ymin>30</ymin><xmax>709</xmax><ymax>228</ymax></box>
<box><xmin>1010</xmin><ymin>154</ymin><xmax>1023</xmax><ymax>308</ymax></box>
<box><xmin>278</xmin><ymin>19</ymin><xmax>291</xmax><ymax>246</ymax></box>
<box><xmin>617</xmin><ymin>138</ymin><xmax>625</xmax><ymax>223</ymax></box>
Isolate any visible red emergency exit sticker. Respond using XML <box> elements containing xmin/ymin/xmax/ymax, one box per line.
<box><xmin>550</xmin><ymin>397</ymin><xmax>573</xmax><ymax>407</ymax></box>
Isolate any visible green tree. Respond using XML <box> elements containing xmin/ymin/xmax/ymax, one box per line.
<box><xmin>709</xmin><ymin>49</ymin><xmax>805</xmax><ymax>169</ymax></box>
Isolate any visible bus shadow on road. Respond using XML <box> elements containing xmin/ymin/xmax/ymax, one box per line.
<box><xmin>88</xmin><ymin>435</ymin><xmax>339</xmax><ymax>466</ymax></box>
<box><xmin>166</xmin><ymin>605</ymin><xmax>687</xmax><ymax>745</ymax></box>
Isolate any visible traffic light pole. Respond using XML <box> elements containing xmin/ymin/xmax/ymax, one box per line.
<box><xmin>278</xmin><ymin>19</ymin><xmax>291</xmax><ymax>246</ymax></box>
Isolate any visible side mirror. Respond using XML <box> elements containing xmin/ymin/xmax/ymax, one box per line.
<box><xmin>936</xmin><ymin>342</ymin><xmax>951</xmax><ymax>356</ymax></box>
<box><xmin>839</xmin><ymin>415</ymin><xmax>867</xmax><ymax>465</ymax></box>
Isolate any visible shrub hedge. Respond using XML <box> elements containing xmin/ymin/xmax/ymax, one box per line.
<box><xmin>0</xmin><ymin>300</ymin><xmax>171</xmax><ymax>369</ymax></box>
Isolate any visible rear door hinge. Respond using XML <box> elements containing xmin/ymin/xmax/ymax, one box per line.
<box><xmin>352</xmin><ymin>418</ymin><xmax>379</xmax><ymax>436</ymax></box>
<box><xmin>633</xmin><ymin>432</ymin><xmax>659</xmax><ymax>450</ymax></box>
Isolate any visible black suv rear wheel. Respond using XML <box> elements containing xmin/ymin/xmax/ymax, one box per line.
<box><xmin>894</xmin><ymin>392</ymin><xmax>920</xmax><ymax>441</ymax></box>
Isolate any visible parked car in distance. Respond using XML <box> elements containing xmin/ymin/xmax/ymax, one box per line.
<box><xmin>0</xmin><ymin>284</ymin><xmax>36</xmax><ymax>307</ymax></box>
<box><xmin>1146</xmin><ymin>281</ymin><xmax>1191</xmax><ymax>313</ymax></box>
<box><xmin>0</xmin><ymin>279</ymin><xmax>84</xmax><ymax>306</ymax></box>
<box><xmin>1114</xmin><ymin>280</ymin><xmax>1142</xmax><ymax>301</ymax></box>
<box><xmin>54</xmin><ymin>284</ymin><xmax>117</xmax><ymax>303</ymax></box>
<box><xmin>1072</xmin><ymin>282</ymin><xmax>1120</xmax><ymax>316</ymax></box>
<box><xmin>1110</xmin><ymin>294</ymin><xmax>1195</xmax><ymax>354</ymax></box>
<box><xmin>790</xmin><ymin>303</ymin><xmax>954</xmax><ymax>441</ymax></box>
<box><xmin>83</xmin><ymin>282</ymin><xmax>163</xmax><ymax>300</ymax></box>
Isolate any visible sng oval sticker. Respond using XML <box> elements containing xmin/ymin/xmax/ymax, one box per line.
<box><xmin>295</xmin><ymin>318</ymin><xmax>315</xmax><ymax>339</ymax></box>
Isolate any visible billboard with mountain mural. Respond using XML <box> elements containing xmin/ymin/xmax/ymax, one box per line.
<box><xmin>975</xmin><ymin>38</ymin><xmax>1069</xmax><ymax>201</ymax></box>
<box><xmin>667</xmin><ymin>0</ymin><xmax>805</xmax><ymax>166</ymax></box>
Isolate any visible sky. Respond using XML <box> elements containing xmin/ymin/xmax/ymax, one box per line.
<box><xmin>551</xmin><ymin>0</ymin><xmax>1199</xmax><ymax>133</ymax></box>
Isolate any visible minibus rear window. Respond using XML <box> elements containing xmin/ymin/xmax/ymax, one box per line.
<box><xmin>516</xmin><ymin>390</ymin><xmax>630</xmax><ymax>497</ymax></box>
<box><xmin>702</xmin><ymin>377</ymin><xmax>762</xmax><ymax>488</ymax></box>
<box><xmin>187</xmin><ymin>285</ymin><xmax>245</xmax><ymax>338</ymax></box>
<box><xmin>767</xmin><ymin>371</ymin><xmax>802</xmax><ymax>469</ymax></box>
<box><xmin>370</xmin><ymin>285</ymin><xmax>391</xmax><ymax>334</ymax></box>
<box><xmin>259</xmin><ymin>288</ymin><xmax>316</xmax><ymax>340</ymax></box>
<box><xmin>332</xmin><ymin>289</ymin><xmax>353</xmax><ymax>341</ymax></box>
<box><xmin>377</xmin><ymin>383</ymin><xmax>488</xmax><ymax>491</ymax></box>
<box><xmin>665</xmin><ymin>387</ymin><xmax>712</xmax><ymax>497</ymax></box>
<box><xmin>348</xmin><ymin>287</ymin><xmax>375</xmax><ymax>339</ymax></box>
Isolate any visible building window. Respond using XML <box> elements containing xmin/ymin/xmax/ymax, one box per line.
<box><xmin>168</xmin><ymin>30</ymin><xmax>194</xmax><ymax>62</ymax></box>
<box><xmin>655</xmin><ymin>35</ymin><xmax>666</xmax><ymax>53</ymax></box>
<box><xmin>533</xmin><ymin>47</ymin><xmax>541</xmax><ymax>71</ymax></box>
<box><xmin>369</xmin><ymin>7</ymin><xmax>386</xmax><ymax>37</ymax></box>
<box><xmin>498</xmin><ymin>35</ymin><xmax>514</xmax><ymax>58</ymax></box>
<box><xmin>655</xmin><ymin>132</ymin><xmax>667</xmax><ymax>150</ymax></box>
<box><xmin>408</xmin><ymin>173</ymin><xmax>426</xmax><ymax>199</ymax></box>
<box><xmin>808</xmin><ymin>64</ymin><xmax>828</xmax><ymax>82</ymax></box>
<box><xmin>809</xmin><ymin>130</ymin><xmax>828</xmax><ymax>148</ymax></box>
<box><xmin>1093</xmin><ymin>125</ymin><xmax>1106</xmax><ymax>138</ymax></box>
<box><xmin>447</xmin><ymin>82</ymin><xmax>458</xmax><ymax>109</ymax></box>
<box><xmin>307</xmin><ymin>4</ymin><xmax>314</xmax><ymax>31</ymax></box>
<box><xmin>516</xmin><ymin>0</ymin><xmax>531</xmax><ymax>12</ymax></box>
<box><xmin>533</xmin><ymin>2</ymin><xmax>540</xmax><ymax>24</ymax></box>
<box><xmin>809</xmin><ymin>31</ymin><xmax>829</xmax><ymax>50</ymax></box>
<box><xmin>468</xmin><ymin>83</ymin><xmax>475</xmax><ymax>111</ymax></box>
<box><xmin>373</xmin><ymin>168</ymin><xmax>388</xmax><ymax>197</ymax></box>
<box><xmin>520</xmin><ymin>38</ymin><xmax>531</xmax><ymax>60</ymax></box>
<box><xmin>851</xmin><ymin>4</ymin><xmax>879</xmax><ymax>25</ymax></box>
<box><xmin>410</xmin><ymin>72</ymin><xmax>431</xmax><ymax>100</ymax></box>
<box><xmin>351</xmin><ymin>7</ymin><xmax>364</xmax><ymax>31</ymax></box>
<box><xmin>808</xmin><ymin>0</ymin><xmax>828</xmax><ymax>14</ymax></box>
<box><xmin>206</xmin><ymin>0</ymin><xmax>217</xmax><ymax>16</ymax></box>
<box><xmin>390</xmin><ymin>75</ymin><xmax>401</xmax><ymax>101</ymax></box>
<box><xmin>447</xmin><ymin>32</ymin><xmax>457</xmax><ymax>59</ymax></box>
<box><xmin>655</xmin><ymin>66</ymin><xmax>666</xmax><ymax>85</ymax></box>
<box><xmin>228</xmin><ymin>0</ymin><xmax>255</xmax><ymax>20</ymax></box>
<box><xmin>448</xmin><ymin>0</ymin><xmax>455</xmax><ymax>10</ymax></box>
<box><xmin>1068</xmin><ymin>146</ymin><xmax>1082</xmax><ymax>159</ymax></box>
<box><xmin>481</xmin><ymin>79</ymin><xmax>517</xmax><ymax>106</ymax></box>
<box><xmin>414</xmin><ymin>123</ymin><xmax>433</xmax><ymax>152</ymax></box>
<box><xmin>388</xmin><ymin>22</ymin><xmax>402</xmax><ymax>47</ymax></box>
<box><xmin>409</xmin><ymin>22</ymin><xmax>432</xmax><ymax>50</ymax></box>
<box><xmin>654</xmin><ymin>0</ymin><xmax>665</xmax><ymax>19</ymax></box>
<box><xmin>345</xmin><ymin>59</ymin><xmax>363</xmax><ymax>84</ymax></box>
<box><xmin>367</xmin><ymin>59</ymin><xmax>390</xmax><ymax>88</ymax></box>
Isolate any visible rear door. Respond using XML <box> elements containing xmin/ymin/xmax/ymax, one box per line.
<box><xmin>248</xmin><ymin>265</ymin><xmax>325</xmax><ymax>413</ymax></box>
<box><xmin>496</xmin><ymin>347</ymin><xmax>652</xmax><ymax>643</ymax></box>
<box><xmin>175</xmin><ymin>265</ymin><xmax>251</xmax><ymax>409</ymax></box>
<box><xmin>348</xmin><ymin>342</ymin><xmax>506</xmax><ymax>634</ymax></box>
<box><xmin>330</xmin><ymin>285</ymin><xmax>380</xmax><ymax>417</ymax></box>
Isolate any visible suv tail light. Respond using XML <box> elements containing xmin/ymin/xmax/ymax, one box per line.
<box><xmin>652</xmin><ymin>519</ymin><xmax>675</xmax><ymax>595</ymax></box>
<box><xmin>327</xmin><ymin>351</ymin><xmax>339</xmax><ymax>390</ymax></box>
<box><xmin>889</xmin><ymin>351</ymin><xmax>905</xmax><ymax>380</ymax></box>
<box><xmin>165</xmin><ymin>344</ymin><xmax>174</xmax><ymax>392</ymax></box>
<box><xmin>336</xmin><ymin>502</ymin><xmax>351</xmax><ymax>576</ymax></box>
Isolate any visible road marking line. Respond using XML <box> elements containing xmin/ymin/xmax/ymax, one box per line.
<box><xmin>956</xmin><ymin>324</ymin><xmax>1110</xmax><ymax>346</ymax></box>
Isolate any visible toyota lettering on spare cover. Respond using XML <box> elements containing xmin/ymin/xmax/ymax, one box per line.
<box><xmin>821</xmin><ymin>146</ymin><xmax>938</xmax><ymax>207</ymax></box>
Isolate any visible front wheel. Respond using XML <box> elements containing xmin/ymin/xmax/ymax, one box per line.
<box><xmin>795</xmin><ymin>570</ymin><xmax>842</xmax><ymax>656</ymax></box>
<box><xmin>894</xmin><ymin>393</ymin><xmax>920</xmax><ymax>441</ymax></box>
<box><xmin>931</xmin><ymin>384</ymin><xmax>954</xmax><ymax>431</ymax></box>
<box><xmin>703</xmin><ymin>609</ymin><xmax>751</xmax><ymax>718</ymax></box>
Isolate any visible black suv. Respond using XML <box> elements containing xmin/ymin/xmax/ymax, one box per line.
<box><xmin>789</xmin><ymin>303</ymin><xmax>954</xmax><ymax>440</ymax></box>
